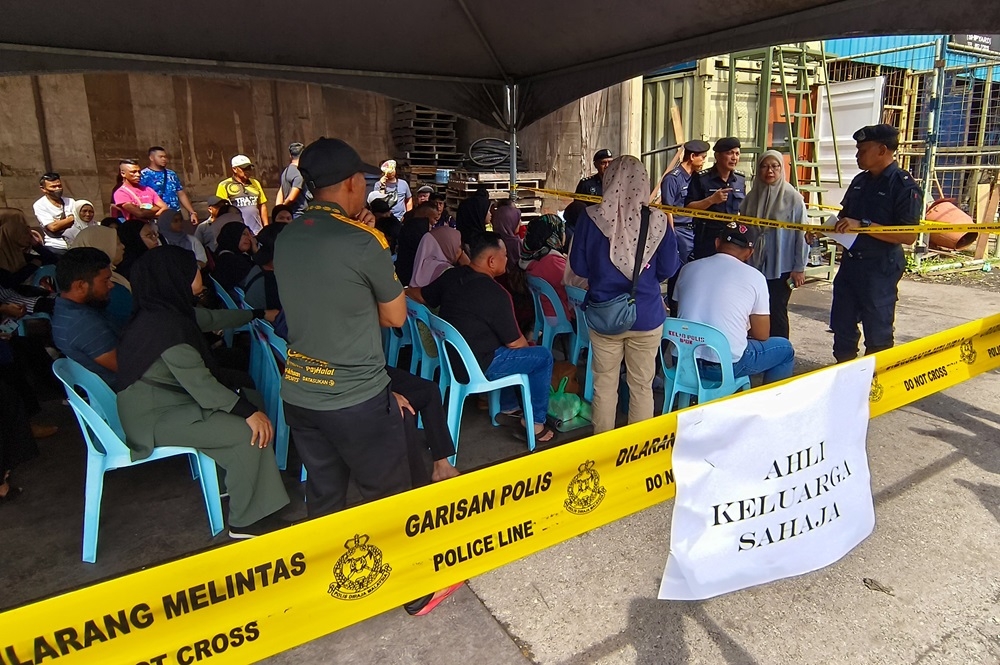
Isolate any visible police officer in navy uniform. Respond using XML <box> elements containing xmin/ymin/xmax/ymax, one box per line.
<box><xmin>661</xmin><ymin>140</ymin><xmax>710</xmax><ymax>313</ymax></box>
<box><xmin>829</xmin><ymin>124</ymin><xmax>921</xmax><ymax>362</ymax></box>
<box><xmin>685</xmin><ymin>137</ymin><xmax>747</xmax><ymax>260</ymax></box>
<box><xmin>575</xmin><ymin>149</ymin><xmax>614</xmax><ymax>196</ymax></box>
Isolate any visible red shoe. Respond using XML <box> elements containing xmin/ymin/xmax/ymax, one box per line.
<box><xmin>404</xmin><ymin>582</ymin><xmax>464</xmax><ymax>616</ymax></box>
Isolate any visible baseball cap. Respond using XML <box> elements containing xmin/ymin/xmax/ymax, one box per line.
<box><xmin>719</xmin><ymin>222</ymin><xmax>755</xmax><ymax>248</ymax></box>
<box><xmin>369</xmin><ymin>198</ymin><xmax>392</xmax><ymax>214</ymax></box>
<box><xmin>713</xmin><ymin>137</ymin><xmax>741</xmax><ymax>153</ymax></box>
<box><xmin>417</xmin><ymin>185</ymin><xmax>435</xmax><ymax>195</ymax></box>
<box><xmin>684</xmin><ymin>140</ymin><xmax>711</xmax><ymax>154</ymax></box>
<box><xmin>593</xmin><ymin>149</ymin><xmax>613</xmax><ymax>162</ymax></box>
<box><xmin>231</xmin><ymin>154</ymin><xmax>253</xmax><ymax>168</ymax></box>
<box><xmin>853</xmin><ymin>124</ymin><xmax>900</xmax><ymax>149</ymax></box>
<box><xmin>299</xmin><ymin>138</ymin><xmax>382</xmax><ymax>190</ymax></box>
<box><xmin>205</xmin><ymin>195</ymin><xmax>227</xmax><ymax>207</ymax></box>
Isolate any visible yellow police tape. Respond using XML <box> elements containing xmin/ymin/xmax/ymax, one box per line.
<box><xmin>3</xmin><ymin>314</ymin><xmax>1000</xmax><ymax>665</ymax></box>
<box><xmin>517</xmin><ymin>186</ymin><xmax>1000</xmax><ymax>235</ymax></box>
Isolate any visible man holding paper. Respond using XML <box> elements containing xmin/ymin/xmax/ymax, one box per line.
<box><xmin>829</xmin><ymin>124</ymin><xmax>921</xmax><ymax>363</ymax></box>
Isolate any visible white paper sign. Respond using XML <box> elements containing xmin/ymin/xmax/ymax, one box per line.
<box><xmin>822</xmin><ymin>213</ymin><xmax>857</xmax><ymax>249</ymax></box>
<box><xmin>659</xmin><ymin>358</ymin><xmax>876</xmax><ymax>600</ymax></box>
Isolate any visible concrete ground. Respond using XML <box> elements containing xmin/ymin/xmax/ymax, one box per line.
<box><xmin>4</xmin><ymin>277</ymin><xmax>1000</xmax><ymax>664</ymax></box>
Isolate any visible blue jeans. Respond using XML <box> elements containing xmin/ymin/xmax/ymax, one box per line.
<box><xmin>484</xmin><ymin>346</ymin><xmax>553</xmax><ymax>425</ymax></box>
<box><xmin>733</xmin><ymin>338</ymin><xmax>795</xmax><ymax>384</ymax></box>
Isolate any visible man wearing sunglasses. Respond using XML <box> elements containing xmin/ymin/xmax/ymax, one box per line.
<box><xmin>217</xmin><ymin>155</ymin><xmax>268</xmax><ymax>234</ymax></box>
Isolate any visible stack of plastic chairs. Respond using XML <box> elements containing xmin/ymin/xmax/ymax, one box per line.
<box><xmin>250</xmin><ymin>320</ymin><xmax>291</xmax><ymax>471</ymax></box>
<box><xmin>427</xmin><ymin>313</ymin><xmax>536</xmax><ymax>464</ymax></box>
<box><xmin>208</xmin><ymin>276</ymin><xmax>250</xmax><ymax>347</ymax></box>
<box><xmin>52</xmin><ymin>358</ymin><xmax>224</xmax><ymax>563</ymax></box>
<box><xmin>563</xmin><ymin>285</ymin><xmax>593</xmax><ymax>402</ymax></box>
<box><xmin>525</xmin><ymin>276</ymin><xmax>576</xmax><ymax>354</ymax></box>
<box><xmin>659</xmin><ymin>318</ymin><xmax>751</xmax><ymax>413</ymax></box>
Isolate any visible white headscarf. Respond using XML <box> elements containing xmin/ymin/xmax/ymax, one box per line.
<box><xmin>65</xmin><ymin>199</ymin><xmax>97</xmax><ymax>244</ymax></box>
<box><xmin>584</xmin><ymin>155</ymin><xmax>668</xmax><ymax>279</ymax></box>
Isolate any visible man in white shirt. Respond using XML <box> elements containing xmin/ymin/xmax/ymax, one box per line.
<box><xmin>32</xmin><ymin>172</ymin><xmax>76</xmax><ymax>253</ymax></box>
<box><xmin>674</xmin><ymin>222</ymin><xmax>794</xmax><ymax>384</ymax></box>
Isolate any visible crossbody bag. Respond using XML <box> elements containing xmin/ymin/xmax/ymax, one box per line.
<box><xmin>584</xmin><ymin>206</ymin><xmax>651</xmax><ymax>336</ymax></box>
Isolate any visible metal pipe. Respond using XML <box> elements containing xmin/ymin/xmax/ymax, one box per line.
<box><xmin>917</xmin><ymin>38</ymin><xmax>948</xmax><ymax>270</ymax></box>
<box><xmin>824</xmin><ymin>41</ymin><xmax>938</xmax><ymax>64</ymax></box>
<box><xmin>920</xmin><ymin>258</ymin><xmax>990</xmax><ymax>273</ymax></box>
<box><xmin>727</xmin><ymin>56</ymin><xmax>736</xmax><ymax>137</ymax></box>
<box><xmin>508</xmin><ymin>84</ymin><xmax>518</xmax><ymax>199</ymax></box>
<box><xmin>969</xmin><ymin>64</ymin><xmax>994</xmax><ymax>219</ymax></box>
<box><xmin>641</xmin><ymin>142</ymin><xmax>683</xmax><ymax>158</ymax></box>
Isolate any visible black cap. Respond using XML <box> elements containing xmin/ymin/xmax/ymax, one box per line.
<box><xmin>369</xmin><ymin>198</ymin><xmax>391</xmax><ymax>214</ymax></box>
<box><xmin>593</xmin><ymin>149</ymin><xmax>613</xmax><ymax>163</ymax></box>
<box><xmin>853</xmin><ymin>124</ymin><xmax>900</xmax><ymax>149</ymax></box>
<box><xmin>417</xmin><ymin>185</ymin><xmax>435</xmax><ymax>195</ymax></box>
<box><xmin>205</xmin><ymin>195</ymin><xmax>226</xmax><ymax>207</ymax></box>
<box><xmin>299</xmin><ymin>138</ymin><xmax>381</xmax><ymax>190</ymax></box>
<box><xmin>684</xmin><ymin>140</ymin><xmax>711</xmax><ymax>154</ymax></box>
<box><xmin>713</xmin><ymin>137</ymin><xmax>741</xmax><ymax>153</ymax></box>
<box><xmin>719</xmin><ymin>222</ymin><xmax>755</xmax><ymax>249</ymax></box>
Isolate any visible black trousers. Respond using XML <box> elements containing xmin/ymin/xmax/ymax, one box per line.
<box><xmin>284</xmin><ymin>387</ymin><xmax>413</xmax><ymax>518</ymax></box>
<box><xmin>386</xmin><ymin>366</ymin><xmax>455</xmax><ymax>463</ymax></box>
<box><xmin>766</xmin><ymin>273</ymin><xmax>792</xmax><ymax>339</ymax></box>
<box><xmin>831</xmin><ymin>253</ymin><xmax>904</xmax><ymax>362</ymax></box>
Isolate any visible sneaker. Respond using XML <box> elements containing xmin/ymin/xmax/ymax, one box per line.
<box><xmin>228</xmin><ymin>514</ymin><xmax>284</xmax><ymax>539</ymax></box>
<box><xmin>403</xmin><ymin>582</ymin><xmax>464</xmax><ymax>616</ymax></box>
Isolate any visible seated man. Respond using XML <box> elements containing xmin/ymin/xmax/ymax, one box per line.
<box><xmin>673</xmin><ymin>223</ymin><xmax>794</xmax><ymax>385</ymax></box>
<box><xmin>52</xmin><ymin>248</ymin><xmax>121</xmax><ymax>388</ymax></box>
<box><xmin>407</xmin><ymin>232</ymin><xmax>555</xmax><ymax>442</ymax></box>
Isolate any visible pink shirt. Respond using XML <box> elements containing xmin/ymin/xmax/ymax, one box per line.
<box><xmin>113</xmin><ymin>182</ymin><xmax>164</xmax><ymax>220</ymax></box>
<box><xmin>526</xmin><ymin>252</ymin><xmax>572</xmax><ymax>319</ymax></box>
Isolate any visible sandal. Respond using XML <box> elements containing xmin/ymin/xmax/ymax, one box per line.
<box><xmin>0</xmin><ymin>486</ymin><xmax>23</xmax><ymax>503</ymax></box>
<box><xmin>515</xmin><ymin>424</ymin><xmax>556</xmax><ymax>444</ymax></box>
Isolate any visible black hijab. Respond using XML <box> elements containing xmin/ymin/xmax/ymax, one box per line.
<box><xmin>212</xmin><ymin>223</ymin><xmax>254</xmax><ymax>290</ymax></box>
<box><xmin>116</xmin><ymin>220</ymin><xmax>151</xmax><ymax>280</ymax></box>
<box><xmin>394</xmin><ymin>215</ymin><xmax>430</xmax><ymax>286</ymax></box>
<box><xmin>456</xmin><ymin>188</ymin><xmax>491</xmax><ymax>247</ymax></box>
<box><xmin>116</xmin><ymin>246</ymin><xmax>218</xmax><ymax>392</ymax></box>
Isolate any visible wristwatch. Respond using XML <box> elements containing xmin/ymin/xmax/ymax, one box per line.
<box><xmin>860</xmin><ymin>218</ymin><xmax>872</xmax><ymax>228</ymax></box>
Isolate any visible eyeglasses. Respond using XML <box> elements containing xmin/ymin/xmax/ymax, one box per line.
<box><xmin>760</xmin><ymin>163</ymin><xmax>781</xmax><ymax>171</ymax></box>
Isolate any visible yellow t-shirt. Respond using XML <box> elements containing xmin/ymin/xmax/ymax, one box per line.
<box><xmin>216</xmin><ymin>177</ymin><xmax>268</xmax><ymax>233</ymax></box>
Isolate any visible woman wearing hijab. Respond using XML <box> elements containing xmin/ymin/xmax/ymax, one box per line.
<box><xmin>394</xmin><ymin>203</ymin><xmax>437</xmax><ymax>286</ymax></box>
<box><xmin>213</xmin><ymin>223</ymin><xmax>257</xmax><ymax>292</ymax></box>
<box><xmin>0</xmin><ymin>208</ymin><xmax>42</xmax><ymax>285</ymax></box>
<box><xmin>570</xmin><ymin>156</ymin><xmax>680</xmax><ymax>434</ymax></box>
<box><xmin>157</xmin><ymin>209</ymin><xmax>208</xmax><ymax>267</ymax></box>
<box><xmin>492</xmin><ymin>200</ymin><xmax>522</xmax><ymax>274</ymax></box>
<box><xmin>518</xmin><ymin>214</ymin><xmax>572</xmax><ymax>318</ymax></box>
<box><xmin>70</xmin><ymin>225</ymin><xmax>132</xmax><ymax>328</ymax></box>
<box><xmin>241</xmin><ymin>223</ymin><xmax>286</xmax><ymax>310</ymax></box>
<box><xmin>455</xmin><ymin>187</ymin><xmax>491</xmax><ymax>247</ymax></box>
<box><xmin>740</xmin><ymin>151</ymin><xmax>809</xmax><ymax>339</ymax></box>
<box><xmin>116</xmin><ymin>246</ymin><xmax>289</xmax><ymax>538</ymax></box>
<box><xmin>64</xmin><ymin>200</ymin><xmax>98</xmax><ymax>244</ymax></box>
<box><xmin>409</xmin><ymin>227</ymin><xmax>467</xmax><ymax>288</ymax></box>
<box><xmin>116</xmin><ymin>219</ymin><xmax>159</xmax><ymax>281</ymax></box>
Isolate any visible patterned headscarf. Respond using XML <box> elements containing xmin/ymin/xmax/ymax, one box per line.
<box><xmin>519</xmin><ymin>214</ymin><xmax>565</xmax><ymax>268</ymax></box>
<box><xmin>584</xmin><ymin>156</ymin><xmax>668</xmax><ymax>279</ymax></box>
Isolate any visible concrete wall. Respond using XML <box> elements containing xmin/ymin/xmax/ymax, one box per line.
<box><xmin>0</xmin><ymin>73</ymin><xmax>394</xmax><ymax>218</ymax></box>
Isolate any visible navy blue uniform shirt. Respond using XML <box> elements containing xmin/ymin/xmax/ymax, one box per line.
<box><xmin>661</xmin><ymin>166</ymin><xmax>694</xmax><ymax>226</ymax></box>
<box><xmin>840</xmin><ymin>162</ymin><xmax>921</xmax><ymax>255</ymax></box>
<box><xmin>576</xmin><ymin>174</ymin><xmax>603</xmax><ymax>197</ymax></box>
<box><xmin>685</xmin><ymin>167</ymin><xmax>746</xmax><ymax>217</ymax></box>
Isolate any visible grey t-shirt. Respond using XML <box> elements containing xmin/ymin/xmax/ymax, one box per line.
<box><xmin>280</xmin><ymin>163</ymin><xmax>309</xmax><ymax>217</ymax></box>
<box><xmin>373</xmin><ymin>179</ymin><xmax>412</xmax><ymax>219</ymax></box>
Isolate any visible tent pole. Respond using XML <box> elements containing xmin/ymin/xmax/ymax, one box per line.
<box><xmin>508</xmin><ymin>83</ymin><xmax>518</xmax><ymax>200</ymax></box>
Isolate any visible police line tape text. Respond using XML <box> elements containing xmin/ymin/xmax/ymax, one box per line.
<box><xmin>432</xmin><ymin>520</ymin><xmax>535</xmax><ymax>571</ymax></box>
<box><xmin>134</xmin><ymin>622</ymin><xmax>260</xmax><ymax>665</ymax></box>
<box><xmin>903</xmin><ymin>366</ymin><xmax>948</xmax><ymax>391</ymax></box>
<box><xmin>617</xmin><ymin>433</ymin><xmax>674</xmax><ymax>467</ymax></box>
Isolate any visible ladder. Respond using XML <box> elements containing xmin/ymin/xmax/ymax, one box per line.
<box><xmin>774</xmin><ymin>43</ymin><xmax>843</xmax><ymax>209</ymax></box>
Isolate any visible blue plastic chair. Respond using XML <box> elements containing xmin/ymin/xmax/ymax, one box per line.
<box><xmin>252</xmin><ymin>320</ymin><xmax>291</xmax><ymax>471</ymax></box>
<box><xmin>659</xmin><ymin>319</ymin><xmax>751</xmax><ymax>413</ymax></box>
<box><xmin>426</xmin><ymin>313</ymin><xmax>535</xmax><ymax>464</ymax></box>
<box><xmin>526</xmin><ymin>276</ymin><xmax>576</xmax><ymax>353</ymax></box>
<box><xmin>564</xmin><ymin>285</ymin><xmax>593</xmax><ymax>402</ymax></box>
<box><xmin>52</xmin><ymin>358</ymin><xmax>224</xmax><ymax>563</ymax></box>
<box><xmin>30</xmin><ymin>264</ymin><xmax>57</xmax><ymax>289</ymax></box>
<box><xmin>404</xmin><ymin>298</ymin><xmax>447</xmax><ymax>395</ymax></box>
<box><xmin>382</xmin><ymin>322</ymin><xmax>412</xmax><ymax>368</ymax></box>
<box><xmin>209</xmin><ymin>276</ymin><xmax>250</xmax><ymax>347</ymax></box>
<box><xmin>16</xmin><ymin>312</ymin><xmax>50</xmax><ymax>337</ymax></box>
<box><xmin>232</xmin><ymin>286</ymin><xmax>251</xmax><ymax>310</ymax></box>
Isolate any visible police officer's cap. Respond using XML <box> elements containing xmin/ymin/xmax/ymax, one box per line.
<box><xmin>299</xmin><ymin>137</ymin><xmax>381</xmax><ymax>190</ymax></box>
<box><xmin>853</xmin><ymin>124</ymin><xmax>900</xmax><ymax>149</ymax></box>
<box><xmin>713</xmin><ymin>137</ymin><xmax>741</xmax><ymax>153</ymax></box>
<box><xmin>719</xmin><ymin>222</ymin><xmax>755</xmax><ymax>249</ymax></box>
<box><xmin>684</xmin><ymin>140</ymin><xmax>711</xmax><ymax>154</ymax></box>
<box><xmin>593</xmin><ymin>149</ymin><xmax>613</xmax><ymax>163</ymax></box>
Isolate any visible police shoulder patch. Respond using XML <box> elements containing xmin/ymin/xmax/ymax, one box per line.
<box><xmin>734</xmin><ymin>169</ymin><xmax>746</xmax><ymax>177</ymax></box>
<box><xmin>695</xmin><ymin>168</ymin><xmax>712</xmax><ymax>176</ymax></box>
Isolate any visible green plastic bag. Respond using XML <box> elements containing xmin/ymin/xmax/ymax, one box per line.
<box><xmin>548</xmin><ymin>376</ymin><xmax>583</xmax><ymax>423</ymax></box>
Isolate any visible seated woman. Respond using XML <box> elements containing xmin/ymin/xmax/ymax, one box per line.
<box><xmin>242</xmin><ymin>223</ymin><xmax>286</xmax><ymax>310</ymax></box>
<box><xmin>269</xmin><ymin>204</ymin><xmax>294</xmax><ymax>225</ymax></box>
<box><xmin>213</xmin><ymin>223</ymin><xmax>257</xmax><ymax>293</ymax></box>
<box><xmin>65</xmin><ymin>199</ymin><xmax>99</xmax><ymax>245</ymax></box>
<box><xmin>116</xmin><ymin>219</ymin><xmax>159</xmax><ymax>281</ymax></box>
<box><xmin>116</xmin><ymin>246</ymin><xmax>288</xmax><ymax>538</ymax></box>
<box><xmin>156</xmin><ymin>209</ymin><xmax>208</xmax><ymax>268</ymax></box>
<box><xmin>518</xmin><ymin>214</ymin><xmax>572</xmax><ymax>318</ymax></box>
<box><xmin>70</xmin><ymin>225</ymin><xmax>132</xmax><ymax>328</ymax></box>
<box><xmin>394</xmin><ymin>203</ymin><xmax>437</xmax><ymax>286</ymax></box>
<box><xmin>0</xmin><ymin>208</ymin><xmax>44</xmax><ymax>286</ymax></box>
<box><xmin>409</xmin><ymin>227</ymin><xmax>467</xmax><ymax>288</ymax></box>
<box><xmin>386</xmin><ymin>366</ymin><xmax>459</xmax><ymax>483</ymax></box>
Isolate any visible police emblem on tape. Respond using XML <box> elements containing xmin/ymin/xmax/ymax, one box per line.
<box><xmin>869</xmin><ymin>372</ymin><xmax>884</xmax><ymax>403</ymax></box>
<box><xmin>328</xmin><ymin>534</ymin><xmax>391</xmax><ymax>600</ymax></box>
<box><xmin>564</xmin><ymin>461</ymin><xmax>607</xmax><ymax>515</ymax></box>
<box><xmin>960</xmin><ymin>339</ymin><xmax>977</xmax><ymax>365</ymax></box>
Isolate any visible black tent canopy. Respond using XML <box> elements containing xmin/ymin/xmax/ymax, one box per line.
<box><xmin>2</xmin><ymin>1</ymin><xmax>997</xmax><ymax>130</ymax></box>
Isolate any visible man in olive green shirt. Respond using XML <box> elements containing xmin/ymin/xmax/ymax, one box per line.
<box><xmin>274</xmin><ymin>137</ymin><xmax>411</xmax><ymax>517</ymax></box>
